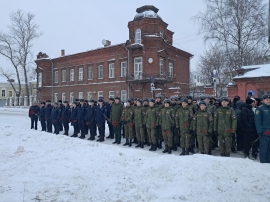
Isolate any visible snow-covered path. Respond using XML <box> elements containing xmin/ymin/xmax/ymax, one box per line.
<box><xmin>0</xmin><ymin>108</ymin><xmax>269</xmax><ymax>202</ymax></box>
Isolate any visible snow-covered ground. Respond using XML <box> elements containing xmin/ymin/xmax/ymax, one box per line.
<box><xmin>0</xmin><ymin>107</ymin><xmax>269</xmax><ymax>202</ymax></box>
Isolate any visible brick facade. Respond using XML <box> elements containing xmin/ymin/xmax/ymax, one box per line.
<box><xmin>35</xmin><ymin>5</ymin><xmax>192</xmax><ymax>103</ymax></box>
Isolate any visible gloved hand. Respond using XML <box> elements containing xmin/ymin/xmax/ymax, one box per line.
<box><xmin>213</xmin><ymin>131</ymin><xmax>218</xmax><ymax>136</ymax></box>
<box><xmin>130</xmin><ymin>122</ymin><xmax>134</xmax><ymax>127</ymax></box>
<box><xmin>207</xmin><ymin>132</ymin><xmax>212</xmax><ymax>137</ymax></box>
<box><xmin>152</xmin><ymin>123</ymin><xmax>157</xmax><ymax>128</ymax></box>
<box><xmin>230</xmin><ymin>133</ymin><xmax>235</xmax><ymax>137</ymax></box>
<box><xmin>68</xmin><ymin>119</ymin><xmax>71</xmax><ymax>123</ymax></box>
<box><xmin>74</xmin><ymin>119</ymin><xmax>77</xmax><ymax>123</ymax></box>
<box><xmin>86</xmin><ymin>122</ymin><xmax>89</xmax><ymax>126</ymax></box>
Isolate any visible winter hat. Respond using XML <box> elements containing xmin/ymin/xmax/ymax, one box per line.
<box><xmin>233</xmin><ymin>96</ymin><xmax>240</xmax><ymax>103</ymax></box>
<box><xmin>246</xmin><ymin>98</ymin><xmax>254</xmax><ymax>105</ymax></box>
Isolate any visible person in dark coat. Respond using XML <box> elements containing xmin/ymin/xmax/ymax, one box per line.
<box><xmin>254</xmin><ymin>94</ymin><xmax>270</xmax><ymax>163</ymax></box>
<box><xmin>86</xmin><ymin>99</ymin><xmax>97</xmax><ymax>141</ymax></box>
<box><xmin>50</xmin><ymin>102</ymin><xmax>61</xmax><ymax>135</ymax></box>
<box><xmin>235</xmin><ymin>100</ymin><xmax>245</xmax><ymax>152</ymax></box>
<box><xmin>106</xmin><ymin>98</ymin><xmax>115</xmax><ymax>139</ymax></box>
<box><xmin>241</xmin><ymin>98</ymin><xmax>258</xmax><ymax>159</ymax></box>
<box><xmin>84</xmin><ymin>100</ymin><xmax>89</xmax><ymax>135</ymax></box>
<box><xmin>77</xmin><ymin>99</ymin><xmax>87</xmax><ymax>139</ymax></box>
<box><xmin>45</xmin><ymin>100</ymin><xmax>53</xmax><ymax>133</ymax></box>
<box><xmin>58</xmin><ymin>100</ymin><xmax>64</xmax><ymax>132</ymax></box>
<box><xmin>96</xmin><ymin>98</ymin><xmax>107</xmax><ymax>142</ymax></box>
<box><xmin>29</xmin><ymin>101</ymin><xmax>40</xmax><ymax>130</ymax></box>
<box><xmin>70</xmin><ymin>102</ymin><xmax>79</xmax><ymax>137</ymax></box>
<box><xmin>231</xmin><ymin>95</ymin><xmax>240</xmax><ymax>110</ymax></box>
<box><xmin>62</xmin><ymin>101</ymin><xmax>71</xmax><ymax>135</ymax></box>
<box><xmin>39</xmin><ymin>101</ymin><xmax>46</xmax><ymax>131</ymax></box>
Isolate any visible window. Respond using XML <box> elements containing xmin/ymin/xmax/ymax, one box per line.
<box><xmin>54</xmin><ymin>71</ymin><xmax>58</xmax><ymax>83</ymax></box>
<box><xmin>54</xmin><ymin>93</ymin><xmax>58</xmax><ymax>102</ymax></box>
<box><xmin>258</xmin><ymin>90</ymin><xmax>264</xmax><ymax>99</ymax></box>
<box><xmin>109</xmin><ymin>91</ymin><xmax>114</xmax><ymax>98</ymax></box>
<box><xmin>121</xmin><ymin>90</ymin><xmax>127</xmax><ymax>102</ymax></box>
<box><xmin>88</xmin><ymin>92</ymin><xmax>92</xmax><ymax>100</ymax></box>
<box><xmin>70</xmin><ymin>92</ymin><xmax>74</xmax><ymax>103</ymax></box>
<box><xmin>121</xmin><ymin>62</ymin><xmax>127</xmax><ymax>77</ymax></box>
<box><xmin>98</xmin><ymin>65</ymin><xmax>103</xmax><ymax>79</ymax></box>
<box><xmin>98</xmin><ymin>91</ymin><xmax>103</xmax><ymax>99</ymax></box>
<box><xmin>79</xmin><ymin>92</ymin><xmax>83</xmax><ymax>99</ymax></box>
<box><xmin>88</xmin><ymin>66</ymin><xmax>93</xmax><ymax>80</ymax></box>
<box><xmin>159</xmin><ymin>58</ymin><xmax>164</xmax><ymax>74</ymax></box>
<box><xmin>62</xmin><ymin>92</ymin><xmax>66</xmax><ymax>101</ymax></box>
<box><xmin>160</xmin><ymin>31</ymin><xmax>163</xmax><ymax>38</ymax></box>
<box><xmin>79</xmin><ymin>67</ymin><xmax>83</xmax><ymax>81</ymax></box>
<box><xmin>134</xmin><ymin>57</ymin><xmax>142</xmax><ymax>79</ymax></box>
<box><xmin>9</xmin><ymin>91</ymin><xmax>12</xmax><ymax>97</ymax></box>
<box><xmin>2</xmin><ymin>90</ymin><xmax>6</xmax><ymax>97</ymax></box>
<box><xmin>62</xmin><ymin>70</ymin><xmax>66</xmax><ymax>82</ymax></box>
<box><xmin>169</xmin><ymin>62</ymin><xmax>173</xmax><ymax>77</ymax></box>
<box><xmin>38</xmin><ymin>72</ymin><xmax>42</xmax><ymax>87</ymax></box>
<box><xmin>70</xmin><ymin>69</ymin><xmax>74</xmax><ymax>81</ymax></box>
<box><xmin>109</xmin><ymin>63</ymin><xmax>115</xmax><ymax>78</ymax></box>
<box><xmin>135</xmin><ymin>29</ymin><xmax>141</xmax><ymax>44</ymax></box>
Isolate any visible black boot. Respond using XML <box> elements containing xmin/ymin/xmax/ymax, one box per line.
<box><xmin>132</xmin><ymin>137</ymin><xmax>138</xmax><ymax>144</ymax></box>
<box><xmin>96</xmin><ymin>136</ymin><xmax>101</xmax><ymax>141</ymax></box>
<box><xmin>110</xmin><ymin>134</ymin><xmax>114</xmax><ymax>139</ymax></box>
<box><xmin>106</xmin><ymin>134</ymin><xmax>112</xmax><ymax>139</ymax></box>
<box><xmin>149</xmin><ymin>144</ymin><xmax>153</xmax><ymax>151</ymax></box>
<box><xmin>190</xmin><ymin>146</ymin><xmax>195</xmax><ymax>154</ymax></box>
<box><xmin>225</xmin><ymin>153</ymin><xmax>230</xmax><ymax>157</ymax></box>
<box><xmin>112</xmin><ymin>140</ymin><xmax>118</xmax><ymax>144</ymax></box>
<box><xmin>168</xmin><ymin>146</ymin><xmax>172</xmax><ymax>154</ymax></box>
<box><xmin>135</xmin><ymin>141</ymin><xmax>141</xmax><ymax>148</ymax></box>
<box><xmin>185</xmin><ymin>148</ymin><xmax>190</xmax><ymax>155</ymax></box>
<box><xmin>123</xmin><ymin>139</ymin><xmax>129</xmax><ymax>146</ymax></box>
<box><xmin>162</xmin><ymin>145</ymin><xmax>168</xmax><ymax>153</ymax></box>
<box><xmin>221</xmin><ymin>153</ymin><xmax>225</xmax><ymax>157</ymax></box>
<box><xmin>173</xmin><ymin>144</ymin><xmax>177</xmax><ymax>151</ymax></box>
<box><xmin>71</xmin><ymin>134</ymin><xmax>78</xmax><ymax>137</ymax></box>
<box><xmin>129</xmin><ymin>139</ymin><xmax>132</xmax><ymax>147</ymax></box>
<box><xmin>141</xmin><ymin>142</ymin><xmax>144</xmax><ymax>148</ymax></box>
<box><xmin>208</xmin><ymin>149</ymin><xmax>212</xmax><ymax>155</ymax></box>
<box><xmin>99</xmin><ymin>135</ymin><xmax>104</xmax><ymax>142</ymax></box>
<box><xmin>152</xmin><ymin>144</ymin><xmax>157</xmax><ymax>151</ymax></box>
<box><xmin>157</xmin><ymin>140</ymin><xmax>162</xmax><ymax>149</ymax></box>
<box><xmin>180</xmin><ymin>148</ymin><xmax>185</xmax><ymax>155</ymax></box>
<box><xmin>79</xmin><ymin>134</ymin><xmax>85</xmax><ymax>139</ymax></box>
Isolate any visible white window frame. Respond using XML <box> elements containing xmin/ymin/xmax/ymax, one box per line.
<box><xmin>121</xmin><ymin>61</ymin><xmax>127</xmax><ymax>77</ymax></box>
<box><xmin>62</xmin><ymin>92</ymin><xmax>66</xmax><ymax>101</ymax></box>
<box><xmin>109</xmin><ymin>63</ymin><xmax>115</xmax><ymax>78</ymax></box>
<box><xmin>98</xmin><ymin>91</ymin><xmax>103</xmax><ymax>99</ymax></box>
<box><xmin>135</xmin><ymin>29</ymin><xmax>141</xmax><ymax>44</ymax></box>
<box><xmin>70</xmin><ymin>92</ymin><xmax>74</xmax><ymax>103</ymax></box>
<box><xmin>62</xmin><ymin>70</ymin><xmax>66</xmax><ymax>82</ymax></box>
<box><xmin>79</xmin><ymin>67</ymin><xmax>83</xmax><ymax>81</ymax></box>
<box><xmin>54</xmin><ymin>71</ymin><xmax>58</xmax><ymax>83</ymax></box>
<box><xmin>98</xmin><ymin>65</ymin><xmax>103</xmax><ymax>79</ymax></box>
<box><xmin>88</xmin><ymin>66</ymin><xmax>93</xmax><ymax>80</ymax></box>
<box><xmin>134</xmin><ymin>57</ymin><xmax>142</xmax><ymax>79</ymax></box>
<box><xmin>160</xmin><ymin>31</ymin><xmax>163</xmax><ymax>38</ymax></box>
<box><xmin>169</xmin><ymin>62</ymin><xmax>173</xmax><ymax>77</ymax></box>
<box><xmin>79</xmin><ymin>92</ymin><xmax>83</xmax><ymax>99</ymax></box>
<box><xmin>38</xmin><ymin>72</ymin><xmax>42</xmax><ymax>87</ymax></box>
<box><xmin>159</xmin><ymin>58</ymin><xmax>164</xmax><ymax>75</ymax></box>
<box><xmin>121</xmin><ymin>90</ymin><xmax>127</xmax><ymax>102</ymax></box>
<box><xmin>54</xmin><ymin>93</ymin><xmax>58</xmax><ymax>103</ymax></box>
<box><xmin>109</xmin><ymin>91</ymin><xmax>114</xmax><ymax>98</ymax></box>
<box><xmin>2</xmin><ymin>89</ymin><xmax>6</xmax><ymax>97</ymax></box>
<box><xmin>9</xmin><ymin>90</ymin><xmax>12</xmax><ymax>97</ymax></box>
<box><xmin>88</xmin><ymin>92</ymin><xmax>93</xmax><ymax>100</ymax></box>
<box><xmin>70</xmin><ymin>69</ymin><xmax>74</xmax><ymax>81</ymax></box>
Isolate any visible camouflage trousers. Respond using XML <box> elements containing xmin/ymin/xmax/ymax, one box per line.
<box><xmin>124</xmin><ymin>124</ymin><xmax>134</xmax><ymax>139</ymax></box>
<box><xmin>218</xmin><ymin>134</ymin><xmax>232</xmax><ymax>154</ymax></box>
<box><xmin>162</xmin><ymin>129</ymin><xmax>173</xmax><ymax>147</ymax></box>
<box><xmin>135</xmin><ymin>127</ymin><xmax>145</xmax><ymax>142</ymax></box>
<box><xmin>180</xmin><ymin>132</ymin><xmax>191</xmax><ymax>149</ymax></box>
<box><xmin>197</xmin><ymin>135</ymin><xmax>209</xmax><ymax>154</ymax></box>
<box><xmin>147</xmin><ymin>127</ymin><xmax>157</xmax><ymax>144</ymax></box>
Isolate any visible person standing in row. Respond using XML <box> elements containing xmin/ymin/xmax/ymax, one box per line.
<box><xmin>45</xmin><ymin>100</ymin><xmax>53</xmax><ymax>133</ymax></box>
<box><xmin>87</xmin><ymin>99</ymin><xmax>97</xmax><ymax>141</ymax></box>
<box><xmin>133</xmin><ymin>99</ymin><xmax>145</xmax><ymax>148</ymax></box>
<box><xmin>155</xmin><ymin>94</ymin><xmax>164</xmax><ymax>149</ymax></box>
<box><xmin>58</xmin><ymin>100</ymin><xmax>64</xmax><ymax>133</ymax></box>
<box><xmin>78</xmin><ymin>99</ymin><xmax>87</xmax><ymax>139</ymax></box>
<box><xmin>39</xmin><ymin>101</ymin><xmax>46</xmax><ymax>131</ymax></box>
<box><xmin>50</xmin><ymin>102</ymin><xmax>61</xmax><ymax>135</ymax></box>
<box><xmin>111</xmin><ymin>97</ymin><xmax>123</xmax><ymax>144</ymax></box>
<box><xmin>170</xmin><ymin>96</ymin><xmax>180</xmax><ymax>151</ymax></box>
<box><xmin>122</xmin><ymin>99</ymin><xmax>134</xmax><ymax>147</ymax></box>
<box><xmin>71</xmin><ymin>102</ymin><xmax>79</xmax><ymax>137</ymax></box>
<box><xmin>62</xmin><ymin>101</ymin><xmax>71</xmax><ymax>135</ymax></box>
<box><xmin>96</xmin><ymin>98</ymin><xmax>106</xmax><ymax>142</ymax></box>
<box><xmin>106</xmin><ymin>98</ymin><xmax>115</xmax><ymax>139</ymax></box>
<box><xmin>29</xmin><ymin>101</ymin><xmax>40</xmax><ymax>130</ymax></box>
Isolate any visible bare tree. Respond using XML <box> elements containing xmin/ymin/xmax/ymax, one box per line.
<box><xmin>194</xmin><ymin>0</ymin><xmax>269</xmax><ymax>75</ymax></box>
<box><xmin>0</xmin><ymin>10</ymin><xmax>42</xmax><ymax>103</ymax></box>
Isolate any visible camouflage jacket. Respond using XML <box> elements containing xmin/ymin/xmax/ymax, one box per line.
<box><xmin>134</xmin><ymin>105</ymin><xmax>146</xmax><ymax>127</ymax></box>
<box><xmin>175</xmin><ymin>106</ymin><xmax>193</xmax><ymax>133</ymax></box>
<box><xmin>192</xmin><ymin>109</ymin><xmax>213</xmax><ymax>136</ymax></box>
<box><xmin>159</xmin><ymin>107</ymin><xmax>175</xmax><ymax>130</ymax></box>
<box><xmin>145</xmin><ymin>106</ymin><xmax>159</xmax><ymax>128</ymax></box>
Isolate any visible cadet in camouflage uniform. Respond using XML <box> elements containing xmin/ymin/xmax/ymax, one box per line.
<box><xmin>170</xmin><ymin>96</ymin><xmax>180</xmax><ymax>151</ymax></box>
<box><xmin>175</xmin><ymin>98</ymin><xmax>194</xmax><ymax>155</ymax></box>
<box><xmin>187</xmin><ymin>96</ymin><xmax>198</xmax><ymax>154</ymax></box>
<box><xmin>145</xmin><ymin>98</ymin><xmax>159</xmax><ymax>151</ymax></box>
<box><xmin>192</xmin><ymin>100</ymin><xmax>213</xmax><ymax>154</ymax></box>
<box><xmin>121</xmin><ymin>99</ymin><xmax>134</xmax><ymax>147</ymax></box>
<box><xmin>143</xmin><ymin>98</ymin><xmax>150</xmax><ymax>145</ymax></box>
<box><xmin>213</xmin><ymin>96</ymin><xmax>237</xmax><ymax>157</ymax></box>
<box><xmin>111</xmin><ymin>96</ymin><xmax>124</xmax><ymax>144</ymax></box>
<box><xmin>155</xmin><ymin>94</ymin><xmax>164</xmax><ymax>149</ymax></box>
<box><xmin>133</xmin><ymin>99</ymin><xmax>146</xmax><ymax>148</ymax></box>
<box><xmin>159</xmin><ymin>99</ymin><xmax>175</xmax><ymax>154</ymax></box>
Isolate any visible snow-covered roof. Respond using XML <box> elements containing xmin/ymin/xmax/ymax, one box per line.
<box><xmin>234</xmin><ymin>63</ymin><xmax>270</xmax><ymax>79</ymax></box>
<box><xmin>134</xmin><ymin>5</ymin><xmax>162</xmax><ymax>21</ymax></box>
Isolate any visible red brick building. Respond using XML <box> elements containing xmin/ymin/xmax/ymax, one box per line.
<box><xmin>35</xmin><ymin>5</ymin><xmax>193</xmax><ymax>103</ymax></box>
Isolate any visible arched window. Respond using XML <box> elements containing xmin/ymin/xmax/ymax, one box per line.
<box><xmin>135</xmin><ymin>29</ymin><xmax>141</xmax><ymax>44</ymax></box>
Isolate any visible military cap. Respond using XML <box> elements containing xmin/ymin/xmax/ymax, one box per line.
<box><xmin>109</xmin><ymin>97</ymin><xmax>115</xmax><ymax>101</ymax></box>
<box><xmin>186</xmin><ymin>95</ymin><xmax>193</xmax><ymax>100</ymax></box>
<box><xmin>134</xmin><ymin>98</ymin><xmax>138</xmax><ymax>101</ymax></box>
<box><xmin>149</xmin><ymin>98</ymin><xmax>155</xmax><ymax>103</ymax></box>
<box><xmin>262</xmin><ymin>94</ymin><xmax>270</xmax><ymax>100</ymax></box>
<box><xmin>58</xmin><ymin>100</ymin><xmax>62</xmax><ymax>103</ymax></box>
<box><xmin>75</xmin><ymin>98</ymin><xmax>79</xmax><ymax>102</ymax></box>
<box><xmin>177</xmin><ymin>97</ymin><xmax>182</xmax><ymax>101</ymax></box>
<box><xmin>98</xmin><ymin>98</ymin><xmax>104</xmax><ymax>102</ymax></box>
<box><xmin>40</xmin><ymin>101</ymin><xmax>46</xmax><ymax>105</ymax></box>
<box><xmin>79</xmin><ymin>99</ymin><xmax>84</xmax><ymax>102</ymax></box>
<box><xmin>63</xmin><ymin>101</ymin><xmax>68</xmax><ymax>104</ymax></box>
<box><xmin>220</xmin><ymin>96</ymin><xmax>230</xmax><ymax>102</ymax></box>
<box><xmin>170</xmin><ymin>96</ymin><xmax>177</xmax><ymax>101</ymax></box>
<box><xmin>89</xmin><ymin>99</ymin><xmax>95</xmax><ymax>103</ymax></box>
<box><xmin>84</xmin><ymin>99</ymin><xmax>88</xmax><ymax>103</ymax></box>
<box><xmin>72</xmin><ymin>101</ymin><xmax>77</xmax><ymax>104</ymax></box>
<box><xmin>126</xmin><ymin>99</ymin><xmax>132</xmax><ymax>103</ymax></box>
<box><xmin>155</xmin><ymin>94</ymin><xmax>162</xmax><ymax>99</ymax></box>
<box><xmin>163</xmin><ymin>99</ymin><xmax>171</xmax><ymax>104</ymax></box>
<box><xmin>143</xmin><ymin>98</ymin><xmax>149</xmax><ymax>102</ymax></box>
<box><xmin>200</xmin><ymin>96</ymin><xmax>205</xmax><ymax>100</ymax></box>
<box><xmin>199</xmin><ymin>100</ymin><xmax>207</xmax><ymax>106</ymax></box>
<box><xmin>46</xmin><ymin>100</ymin><xmax>51</xmax><ymax>103</ymax></box>
<box><xmin>181</xmin><ymin>98</ymin><xmax>189</xmax><ymax>103</ymax></box>
<box><xmin>115</xmin><ymin>96</ymin><xmax>120</xmax><ymax>100</ymax></box>
<box><xmin>54</xmin><ymin>102</ymin><xmax>59</xmax><ymax>105</ymax></box>
<box><xmin>137</xmin><ymin>99</ymin><xmax>143</xmax><ymax>104</ymax></box>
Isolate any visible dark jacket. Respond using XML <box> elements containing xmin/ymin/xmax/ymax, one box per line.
<box><xmin>240</xmin><ymin>103</ymin><xmax>256</xmax><ymax>133</ymax></box>
<box><xmin>70</xmin><ymin>107</ymin><xmax>78</xmax><ymax>124</ymax></box>
<box><xmin>50</xmin><ymin>107</ymin><xmax>61</xmax><ymax>124</ymax></box>
<box><xmin>77</xmin><ymin>105</ymin><xmax>87</xmax><ymax>124</ymax></box>
<box><xmin>45</xmin><ymin>104</ymin><xmax>53</xmax><ymax>119</ymax></box>
<box><xmin>87</xmin><ymin>105</ymin><xmax>97</xmax><ymax>123</ymax></box>
<box><xmin>61</xmin><ymin>105</ymin><xmax>71</xmax><ymax>123</ymax></box>
<box><xmin>39</xmin><ymin>106</ymin><xmax>46</xmax><ymax>121</ymax></box>
<box><xmin>235</xmin><ymin>100</ymin><xmax>245</xmax><ymax>129</ymax></box>
<box><xmin>96</xmin><ymin>104</ymin><xmax>107</xmax><ymax>125</ymax></box>
<box><xmin>29</xmin><ymin>105</ymin><xmax>40</xmax><ymax>119</ymax></box>
<box><xmin>255</xmin><ymin>103</ymin><xmax>270</xmax><ymax>136</ymax></box>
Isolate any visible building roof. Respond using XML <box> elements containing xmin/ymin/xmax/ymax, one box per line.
<box><xmin>234</xmin><ymin>63</ymin><xmax>270</xmax><ymax>79</ymax></box>
<box><xmin>134</xmin><ymin>5</ymin><xmax>162</xmax><ymax>21</ymax></box>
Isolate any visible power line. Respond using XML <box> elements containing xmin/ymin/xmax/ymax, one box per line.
<box><xmin>174</xmin><ymin>31</ymin><xmax>207</xmax><ymax>41</ymax></box>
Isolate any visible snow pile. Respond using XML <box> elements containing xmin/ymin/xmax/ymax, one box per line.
<box><xmin>0</xmin><ymin>110</ymin><xmax>270</xmax><ymax>201</ymax></box>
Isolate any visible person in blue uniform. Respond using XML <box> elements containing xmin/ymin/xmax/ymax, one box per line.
<box><xmin>58</xmin><ymin>100</ymin><xmax>64</xmax><ymax>132</ymax></box>
<box><xmin>45</xmin><ymin>100</ymin><xmax>53</xmax><ymax>133</ymax></box>
<box><xmin>71</xmin><ymin>102</ymin><xmax>79</xmax><ymax>137</ymax></box>
<box><xmin>77</xmin><ymin>99</ymin><xmax>87</xmax><ymax>139</ymax></box>
<box><xmin>106</xmin><ymin>98</ymin><xmax>115</xmax><ymax>139</ymax></box>
<box><xmin>50</xmin><ymin>102</ymin><xmax>61</xmax><ymax>135</ymax></box>
<box><xmin>254</xmin><ymin>94</ymin><xmax>270</xmax><ymax>163</ymax></box>
<box><xmin>29</xmin><ymin>101</ymin><xmax>40</xmax><ymax>130</ymax></box>
<box><xmin>39</xmin><ymin>101</ymin><xmax>46</xmax><ymax>131</ymax></box>
<box><xmin>62</xmin><ymin>101</ymin><xmax>71</xmax><ymax>135</ymax></box>
<box><xmin>96</xmin><ymin>98</ymin><xmax>107</xmax><ymax>142</ymax></box>
<box><xmin>86</xmin><ymin>99</ymin><xmax>97</xmax><ymax>141</ymax></box>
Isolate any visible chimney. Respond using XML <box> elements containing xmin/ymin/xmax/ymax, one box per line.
<box><xmin>61</xmin><ymin>49</ymin><xmax>65</xmax><ymax>56</ymax></box>
<box><xmin>104</xmin><ymin>40</ymin><xmax>111</xmax><ymax>47</ymax></box>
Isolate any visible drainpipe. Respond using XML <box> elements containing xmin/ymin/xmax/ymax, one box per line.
<box><xmin>50</xmin><ymin>58</ymin><xmax>54</xmax><ymax>102</ymax></box>
<box><xmin>124</xmin><ymin>44</ymin><xmax>130</xmax><ymax>98</ymax></box>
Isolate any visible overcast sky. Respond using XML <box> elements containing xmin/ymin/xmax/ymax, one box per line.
<box><xmin>0</xmin><ymin>0</ymin><xmax>207</xmax><ymax>73</ymax></box>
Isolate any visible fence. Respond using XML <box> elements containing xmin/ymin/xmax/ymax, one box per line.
<box><xmin>5</xmin><ymin>95</ymin><xmax>37</xmax><ymax>107</ymax></box>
